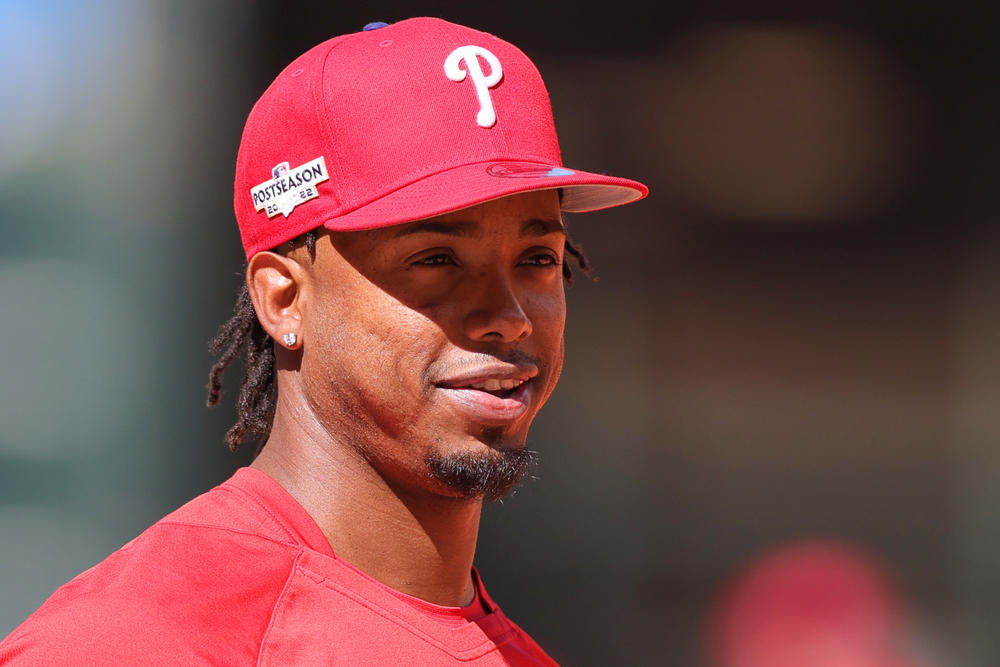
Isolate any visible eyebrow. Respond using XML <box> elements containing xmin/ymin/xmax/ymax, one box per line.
<box><xmin>393</xmin><ymin>217</ymin><xmax>566</xmax><ymax>239</ymax></box>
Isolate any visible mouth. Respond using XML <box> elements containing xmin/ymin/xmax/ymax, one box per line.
<box><xmin>434</xmin><ymin>367</ymin><xmax>537</xmax><ymax>426</ymax></box>
<box><xmin>453</xmin><ymin>376</ymin><xmax>529</xmax><ymax>399</ymax></box>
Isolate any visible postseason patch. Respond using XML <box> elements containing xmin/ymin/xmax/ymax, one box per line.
<box><xmin>251</xmin><ymin>157</ymin><xmax>329</xmax><ymax>218</ymax></box>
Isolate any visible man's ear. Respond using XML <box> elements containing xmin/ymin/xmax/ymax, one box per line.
<box><xmin>246</xmin><ymin>251</ymin><xmax>307</xmax><ymax>350</ymax></box>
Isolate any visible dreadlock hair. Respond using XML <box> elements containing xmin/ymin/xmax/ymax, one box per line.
<box><xmin>206</xmin><ymin>227</ymin><xmax>593</xmax><ymax>455</ymax></box>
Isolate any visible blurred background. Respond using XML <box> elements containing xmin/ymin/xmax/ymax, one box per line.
<box><xmin>1</xmin><ymin>1</ymin><xmax>997</xmax><ymax>665</ymax></box>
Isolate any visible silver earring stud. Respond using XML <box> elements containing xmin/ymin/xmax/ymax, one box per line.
<box><xmin>282</xmin><ymin>332</ymin><xmax>297</xmax><ymax>347</ymax></box>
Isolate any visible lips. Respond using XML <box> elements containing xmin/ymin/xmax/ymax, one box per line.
<box><xmin>463</xmin><ymin>377</ymin><xmax>527</xmax><ymax>392</ymax></box>
<box><xmin>434</xmin><ymin>365</ymin><xmax>537</xmax><ymax>426</ymax></box>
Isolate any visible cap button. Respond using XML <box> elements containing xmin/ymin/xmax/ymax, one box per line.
<box><xmin>363</xmin><ymin>22</ymin><xmax>389</xmax><ymax>31</ymax></box>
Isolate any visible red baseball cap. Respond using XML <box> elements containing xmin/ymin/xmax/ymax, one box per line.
<box><xmin>234</xmin><ymin>17</ymin><xmax>649</xmax><ymax>259</ymax></box>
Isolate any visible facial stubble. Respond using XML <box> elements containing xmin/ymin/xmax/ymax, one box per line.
<box><xmin>425</xmin><ymin>428</ymin><xmax>538</xmax><ymax>502</ymax></box>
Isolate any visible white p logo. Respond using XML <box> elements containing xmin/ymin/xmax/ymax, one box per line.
<box><xmin>444</xmin><ymin>45</ymin><xmax>503</xmax><ymax>128</ymax></box>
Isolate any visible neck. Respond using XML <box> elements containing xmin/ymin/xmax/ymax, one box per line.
<box><xmin>252</xmin><ymin>390</ymin><xmax>483</xmax><ymax>607</ymax></box>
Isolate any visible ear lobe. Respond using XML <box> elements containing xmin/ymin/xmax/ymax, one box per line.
<box><xmin>246</xmin><ymin>251</ymin><xmax>306</xmax><ymax>349</ymax></box>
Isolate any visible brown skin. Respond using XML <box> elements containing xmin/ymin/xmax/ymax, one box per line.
<box><xmin>245</xmin><ymin>190</ymin><xmax>567</xmax><ymax>606</ymax></box>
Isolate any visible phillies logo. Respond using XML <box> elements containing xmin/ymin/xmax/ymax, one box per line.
<box><xmin>444</xmin><ymin>45</ymin><xmax>503</xmax><ymax>128</ymax></box>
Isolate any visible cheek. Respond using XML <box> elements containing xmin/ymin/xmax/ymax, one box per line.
<box><xmin>530</xmin><ymin>286</ymin><xmax>567</xmax><ymax>345</ymax></box>
<box><xmin>528</xmin><ymin>290</ymin><xmax>567</xmax><ymax>404</ymax></box>
<box><xmin>533</xmin><ymin>336</ymin><xmax>565</xmax><ymax>414</ymax></box>
<box><xmin>301</xmin><ymin>297</ymin><xmax>444</xmax><ymax>450</ymax></box>
<box><xmin>309</xmin><ymin>287</ymin><xmax>441</xmax><ymax>392</ymax></box>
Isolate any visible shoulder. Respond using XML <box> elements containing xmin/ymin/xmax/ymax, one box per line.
<box><xmin>0</xmin><ymin>472</ymin><xmax>305</xmax><ymax>666</ymax></box>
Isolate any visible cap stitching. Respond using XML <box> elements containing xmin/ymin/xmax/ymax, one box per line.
<box><xmin>315</xmin><ymin>30</ymin><xmax>373</xmax><ymax>216</ymax></box>
<box><xmin>313</xmin><ymin>36</ymin><xmax>360</xmax><ymax>218</ymax></box>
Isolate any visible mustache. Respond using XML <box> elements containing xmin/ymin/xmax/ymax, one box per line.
<box><xmin>426</xmin><ymin>349</ymin><xmax>541</xmax><ymax>378</ymax></box>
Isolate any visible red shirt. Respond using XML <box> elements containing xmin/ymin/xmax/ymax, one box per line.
<box><xmin>0</xmin><ymin>468</ymin><xmax>557</xmax><ymax>665</ymax></box>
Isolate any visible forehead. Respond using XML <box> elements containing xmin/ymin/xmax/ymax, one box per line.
<box><xmin>392</xmin><ymin>216</ymin><xmax>565</xmax><ymax>240</ymax></box>
<box><xmin>309</xmin><ymin>190</ymin><xmax>565</xmax><ymax>270</ymax></box>
<box><xmin>389</xmin><ymin>189</ymin><xmax>565</xmax><ymax>239</ymax></box>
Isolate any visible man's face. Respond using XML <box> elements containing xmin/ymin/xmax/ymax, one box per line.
<box><xmin>295</xmin><ymin>190</ymin><xmax>567</xmax><ymax>500</ymax></box>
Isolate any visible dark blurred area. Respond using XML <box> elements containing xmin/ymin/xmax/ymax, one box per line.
<box><xmin>2</xmin><ymin>1</ymin><xmax>997</xmax><ymax>665</ymax></box>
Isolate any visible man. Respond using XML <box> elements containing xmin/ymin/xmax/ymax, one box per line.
<box><xmin>0</xmin><ymin>17</ymin><xmax>646</xmax><ymax>664</ymax></box>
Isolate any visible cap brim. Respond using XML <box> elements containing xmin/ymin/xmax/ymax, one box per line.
<box><xmin>320</xmin><ymin>160</ymin><xmax>648</xmax><ymax>232</ymax></box>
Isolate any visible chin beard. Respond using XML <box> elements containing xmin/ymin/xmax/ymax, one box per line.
<box><xmin>426</xmin><ymin>445</ymin><xmax>538</xmax><ymax>502</ymax></box>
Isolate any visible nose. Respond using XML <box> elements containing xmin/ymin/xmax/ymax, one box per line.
<box><xmin>463</xmin><ymin>270</ymin><xmax>532</xmax><ymax>343</ymax></box>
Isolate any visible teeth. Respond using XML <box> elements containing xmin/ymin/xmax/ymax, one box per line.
<box><xmin>468</xmin><ymin>378</ymin><xmax>524</xmax><ymax>391</ymax></box>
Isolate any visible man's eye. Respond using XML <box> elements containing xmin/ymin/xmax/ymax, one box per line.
<box><xmin>523</xmin><ymin>253</ymin><xmax>560</xmax><ymax>267</ymax></box>
<box><xmin>414</xmin><ymin>253</ymin><xmax>456</xmax><ymax>266</ymax></box>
